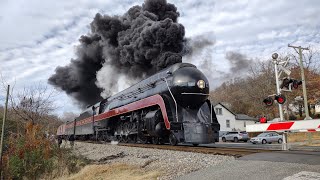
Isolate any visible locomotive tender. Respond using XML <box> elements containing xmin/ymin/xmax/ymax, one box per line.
<box><xmin>57</xmin><ymin>63</ymin><xmax>220</xmax><ymax>145</ymax></box>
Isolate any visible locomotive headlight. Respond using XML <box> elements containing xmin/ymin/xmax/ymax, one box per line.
<box><xmin>197</xmin><ymin>80</ymin><xmax>205</xmax><ymax>89</ymax></box>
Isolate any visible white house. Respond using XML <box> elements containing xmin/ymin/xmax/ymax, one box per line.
<box><xmin>213</xmin><ymin>103</ymin><xmax>258</xmax><ymax>136</ymax></box>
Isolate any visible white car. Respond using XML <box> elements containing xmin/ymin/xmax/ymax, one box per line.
<box><xmin>221</xmin><ymin>131</ymin><xmax>249</xmax><ymax>142</ymax></box>
<box><xmin>250</xmin><ymin>132</ymin><xmax>283</xmax><ymax>144</ymax></box>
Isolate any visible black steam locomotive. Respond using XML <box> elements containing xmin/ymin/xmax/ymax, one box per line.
<box><xmin>57</xmin><ymin>63</ymin><xmax>220</xmax><ymax>145</ymax></box>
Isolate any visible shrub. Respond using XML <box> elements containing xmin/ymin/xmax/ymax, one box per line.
<box><xmin>2</xmin><ymin>123</ymin><xmax>54</xmax><ymax>179</ymax></box>
<box><xmin>2</xmin><ymin>122</ymin><xmax>90</xmax><ymax>179</ymax></box>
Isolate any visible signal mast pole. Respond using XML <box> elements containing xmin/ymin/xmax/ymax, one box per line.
<box><xmin>272</xmin><ymin>53</ymin><xmax>284</xmax><ymax>121</ymax></box>
<box><xmin>272</xmin><ymin>53</ymin><xmax>287</xmax><ymax>150</ymax></box>
<box><xmin>288</xmin><ymin>44</ymin><xmax>310</xmax><ymax>119</ymax></box>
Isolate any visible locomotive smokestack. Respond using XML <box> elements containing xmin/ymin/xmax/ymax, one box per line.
<box><xmin>48</xmin><ymin>0</ymin><xmax>186</xmax><ymax>107</ymax></box>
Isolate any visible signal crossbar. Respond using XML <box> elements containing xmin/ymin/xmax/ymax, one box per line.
<box><xmin>246</xmin><ymin>119</ymin><xmax>320</xmax><ymax>132</ymax></box>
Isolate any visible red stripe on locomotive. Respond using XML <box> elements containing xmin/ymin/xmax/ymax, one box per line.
<box><xmin>66</xmin><ymin>94</ymin><xmax>170</xmax><ymax>129</ymax></box>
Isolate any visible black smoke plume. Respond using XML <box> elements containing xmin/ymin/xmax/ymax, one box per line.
<box><xmin>212</xmin><ymin>51</ymin><xmax>254</xmax><ymax>84</ymax></box>
<box><xmin>48</xmin><ymin>0</ymin><xmax>186</xmax><ymax>107</ymax></box>
<box><xmin>225</xmin><ymin>51</ymin><xmax>253</xmax><ymax>74</ymax></box>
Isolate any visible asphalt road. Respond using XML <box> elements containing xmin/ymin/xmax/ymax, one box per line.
<box><xmin>176</xmin><ymin>151</ymin><xmax>320</xmax><ymax>180</ymax></box>
<box><xmin>208</xmin><ymin>141</ymin><xmax>283</xmax><ymax>149</ymax></box>
<box><xmin>196</xmin><ymin>141</ymin><xmax>320</xmax><ymax>151</ymax></box>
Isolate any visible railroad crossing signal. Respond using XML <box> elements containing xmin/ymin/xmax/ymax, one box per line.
<box><xmin>280</xmin><ymin>78</ymin><xmax>292</xmax><ymax>89</ymax></box>
<box><xmin>280</xmin><ymin>77</ymin><xmax>302</xmax><ymax>91</ymax></box>
<box><xmin>263</xmin><ymin>94</ymin><xmax>286</xmax><ymax>106</ymax></box>
<box><xmin>275</xmin><ymin>94</ymin><xmax>286</xmax><ymax>104</ymax></box>
<box><xmin>292</xmin><ymin>80</ymin><xmax>302</xmax><ymax>89</ymax></box>
<box><xmin>259</xmin><ymin>116</ymin><xmax>267</xmax><ymax>123</ymax></box>
<box><xmin>263</xmin><ymin>97</ymin><xmax>273</xmax><ymax>106</ymax></box>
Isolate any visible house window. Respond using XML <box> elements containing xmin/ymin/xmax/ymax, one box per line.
<box><xmin>244</xmin><ymin>121</ymin><xmax>246</xmax><ymax>127</ymax></box>
<box><xmin>215</xmin><ymin>108</ymin><xmax>222</xmax><ymax>115</ymax></box>
<box><xmin>226</xmin><ymin>120</ymin><xmax>230</xmax><ymax>128</ymax></box>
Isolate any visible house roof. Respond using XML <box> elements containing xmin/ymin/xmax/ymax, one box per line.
<box><xmin>235</xmin><ymin>114</ymin><xmax>258</xmax><ymax>121</ymax></box>
<box><xmin>213</xmin><ymin>102</ymin><xmax>258</xmax><ymax>121</ymax></box>
<box><xmin>213</xmin><ymin>102</ymin><xmax>236</xmax><ymax>116</ymax></box>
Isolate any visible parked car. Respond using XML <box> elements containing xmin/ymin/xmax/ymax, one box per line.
<box><xmin>221</xmin><ymin>131</ymin><xmax>249</xmax><ymax>142</ymax></box>
<box><xmin>250</xmin><ymin>132</ymin><xmax>283</xmax><ymax>144</ymax></box>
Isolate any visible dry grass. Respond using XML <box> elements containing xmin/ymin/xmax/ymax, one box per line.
<box><xmin>288</xmin><ymin>132</ymin><xmax>320</xmax><ymax>143</ymax></box>
<box><xmin>56</xmin><ymin>163</ymin><xmax>160</xmax><ymax>180</ymax></box>
<box><xmin>307</xmin><ymin>143</ymin><xmax>320</xmax><ymax>146</ymax></box>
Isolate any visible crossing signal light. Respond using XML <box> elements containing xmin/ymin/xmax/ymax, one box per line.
<box><xmin>263</xmin><ymin>94</ymin><xmax>286</xmax><ymax>106</ymax></box>
<box><xmin>259</xmin><ymin>116</ymin><xmax>267</xmax><ymax>123</ymax></box>
<box><xmin>280</xmin><ymin>78</ymin><xmax>302</xmax><ymax>90</ymax></box>
<box><xmin>275</xmin><ymin>94</ymin><xmax>286</xmax><ymax>104</ymax></box>
<box><xmin>292</xmin><ymin>80</ymin><xmax>302</xmax><ymax>89</ymax></box>
<box><xmin>263</xmin><ymin>97</ymin><xmax>273</xmax><ymax>106</ymax></box>
<box><xmin>280</xmin><ymin>78</ymin><xmax>293</xmax><ymax>89</ymax></box>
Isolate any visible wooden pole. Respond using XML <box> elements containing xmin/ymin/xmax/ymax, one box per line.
<box><xmin>0</xmin><ymin>85</ymin><xmax>10</xmax><ymax>178</ymax></box>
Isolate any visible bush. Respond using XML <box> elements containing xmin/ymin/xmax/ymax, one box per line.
<box><xmin>2</xmin><ymin>123</ymin><xmax>55</xmax><ymax>179</ymax></box>
<box><xmin>1</xmin><ymin>122</ymin><xmax>91</xmax><ymax>179</ymax></box>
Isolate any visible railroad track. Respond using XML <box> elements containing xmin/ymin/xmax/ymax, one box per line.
<box><xmin>118</xmin><ymin>143</ymin><xmax>276</xmax><ymax>158</ymax></box>
<box><xmin>76</xmin><ymin>140</ymin><xmax>276</xmax><ymax>157</ymax></box>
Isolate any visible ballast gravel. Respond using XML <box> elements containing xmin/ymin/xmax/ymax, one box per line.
<box><xmin>69</xmin><ymin>142</ymin><xmax>235</xmax><ymax>180</ymax></box>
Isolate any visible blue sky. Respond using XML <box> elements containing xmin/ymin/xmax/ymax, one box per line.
<box><xmin>0</xmin><ymin>0</ymin><xmax>319</xmax><ymax>115</ymax></box>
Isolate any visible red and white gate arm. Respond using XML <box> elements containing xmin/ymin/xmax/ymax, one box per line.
<box><xmin>246</xmin><ymin>119</ymin><xmax>320</xmax><ymax>132</ymax></box>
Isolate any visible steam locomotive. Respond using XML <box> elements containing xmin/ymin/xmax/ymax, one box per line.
<box><xmin>57</xmin><ymin>63</ymin><xmax>220</xmax><ymax>146</ymax></box>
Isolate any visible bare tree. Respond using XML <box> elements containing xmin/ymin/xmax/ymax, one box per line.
<box><xmin>289</xmin><ymin>46</ymin><xmax>320</xmax><ymax>70</ymax></box>
<box><xmin>9</xmin><ymin>83</ymin><xmax>58</xmax><ymax>124</ymax></box>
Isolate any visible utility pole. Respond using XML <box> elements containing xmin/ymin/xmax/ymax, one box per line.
<box><xmin>0</xmin><ymin>85</ymin><xmax>10</xmax><ymax>178</ymax></box>
<box><xmin>288</xmin><ymin>44</ymin><xmax>312</xmax><ymax>145</ymax></box>
<box><xmin>288</xmin><ymin>44</ymin><xmax>310</xmax><ymax>119</ymax></box>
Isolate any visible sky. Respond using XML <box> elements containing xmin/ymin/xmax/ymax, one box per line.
<box><xmin>0</xmin><ymin>0</ymin><xmax>319</xmax><ymax>115</ymax></box>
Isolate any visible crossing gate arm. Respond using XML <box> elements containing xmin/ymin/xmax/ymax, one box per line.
<box><xmin>246</xmin><ymin>119</ymin><xmax>320</xmax><ymax>132</ymax></box>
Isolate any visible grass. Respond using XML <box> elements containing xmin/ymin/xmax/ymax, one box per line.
<box><xmin>307</xmin><ymin>143</ymin><xmax>320</xmax><ymax>146</ymax></box>
<box><xmin>56</xmin><ymin>163</ymin><xmax>161</xmax><ymax>180</ymax></box>
<box><xmin>287</xmin><ymin>132</ymin><xmax>320</xmax><ymax>143</ymax></box>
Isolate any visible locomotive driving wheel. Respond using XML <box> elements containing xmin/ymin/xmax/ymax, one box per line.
<box><xmin>169</xmin><ymin>133</ymin><xmax>178</xmax><ymax>146</ymax></box>
<box><xmin>152</xmin><ymin>137</ymin><xmax>160</xmax><ymax>145</ymax></box>
<box><xmin>122</xmin><ymin>135</ymin><xmax>129</xmax><ymax>143</ymax></box>
<box><xmin>117</xmin><ymin>135</ymin><xmax>122</xmax><ymax>142</ymax></box>
<box><xmin>128</xmin><ymin>135</ymin><xmax>137</xmax><ymax>143</ymax></box>
<box><xmin>122</xmin><ymin>122</ymin><xmax>130</xmax><ymax>143</ymax></box>
<box><xmin>138</xmin><ymin>135</ymin><xmax>148</xmax><ymax>144</ymax></box>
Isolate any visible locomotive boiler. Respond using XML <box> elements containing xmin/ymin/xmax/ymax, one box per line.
<box><xmin>57</xmin><ymin>63</ymin><xmax>220</xmax><ymax>146</ymax></box>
